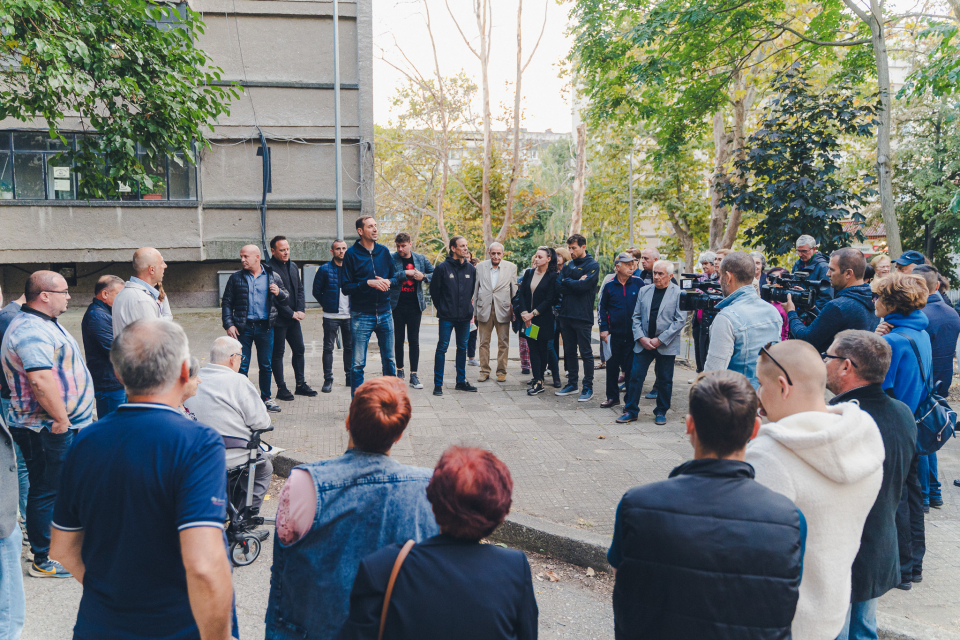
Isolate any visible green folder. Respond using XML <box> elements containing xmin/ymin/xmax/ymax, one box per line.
<box><xmin>525</xmin><ymin>324</ymin><xmax>540</xmax><ymax>340</ymax></box>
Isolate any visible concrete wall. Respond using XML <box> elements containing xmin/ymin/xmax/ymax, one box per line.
<box><xmin>0</xmin><ymin>0</ymin><xmax>374</xmax><ymax>306</ymax></box>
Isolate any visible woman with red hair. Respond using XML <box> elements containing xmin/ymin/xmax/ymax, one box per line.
<box><xmin>337</xmin><ymin>446</ymin><xmax>538</xmax><ymax>640</ymax></box>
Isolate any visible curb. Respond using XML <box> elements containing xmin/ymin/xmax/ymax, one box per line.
<box><xmin>274</xmin><ymin>452</ymin><xmax>955</xmax><ymax>640</ymax></box>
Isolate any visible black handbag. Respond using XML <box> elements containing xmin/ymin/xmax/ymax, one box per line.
<box><xmin>902</xmin><ymin>334</ymin><xmax>956</xmax><ymax>455</ymax></box>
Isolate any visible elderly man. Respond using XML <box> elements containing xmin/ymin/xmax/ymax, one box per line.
<box><xmin>825</xmin><ymin>330</ymin><xmax>916</xmax><ymax>638</ymax></box>
<box><xmin>112</xmin><ymin>247</ymin><xmax>173</xmax><ymax>337</ymax></box>
<box><xmin>893</xmin><ymin>250</ymin><xmax>927</xmax><ymax>274</ymax></box>
<box><xmin>598</xmin><ymin>253</ymin><xmax>643</xmax><ymax>409</ymax></box>
<box><xmin>2</xmin><ymin>271</ymin><xmax>94</xmax><ymax>578</ymax></box>
<box><xmin>704</xmin><ymin>252</ymin><xmax>783</xmax><ymax>388</ymax></box>
<box><xmin>792</xmin><ymin>235</ymin><xmax>832</xmax><ymax>308</ymax></box>
<box><xmin>221</xmin><ymin>244</ymin><xmax>289</xmax><ymax>413</ymax></box>
<box><xmin>268</xmin><ymin>235</ymin><xmax>317</xmax><ymax>401</ymax></box>
<box><xmin>50</xmin><ymin>320</ymin><xmax>234</xmax><ymax>639</ymax></box>
<box><xmin>185</xmin><ymin>336</ymin><xmax>274</xmax><ymax>522</ymax></box>
<box><xmin>617</xmin><ymin>260</ymin><xmax>685</xmax><ymax>425</ymax></box>
<box><xmin>391</xmin><ymin>233</ymin><xmax>434</xmax><ymax>389</ymax></box>
<box><xmin>81</xmin><ymin>275</ymin><xmax>127</xmax><ymax>417</ymax></box>
<box><xmin>747</xmin><ymin>340</ymin><xmax>883</xmax><ymax>640</ymax></box>
<box><xmin>473</xmin><ymin>242</ymin><xmax>518</xmax><ymax>383</ymax></box>
<box><xmin>636</xmin><ymin>248</ymin><xmax>659</xmax><ymax>286</ymax></box>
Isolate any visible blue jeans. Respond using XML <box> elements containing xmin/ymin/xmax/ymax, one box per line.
<box><xmin>350</xmin><ymin>311</ymin><xmax>396</xmax><ymax>395</ymax></box>
<box><xmin>0</xmin><ymin>525</ymin><xmax>25</xmax><ymax>639</ymax></box>
<box><xmin>1</xmin><ymin>399</ymin><xmax>28</xmax><ymax>520</ymax></box>
<box><xmin>435</xmin><ymin>319</ymin><xmax>470</xmax><ymax>387</ymax></box>
<box><xmin>238</xmin><ymin>321</ymin><xmax>275</xmax><ymax>400</ymax></box>
<box><xmin>9</xmin><ymin>426</ymin><xmax>76</xmax><ymax>561</ymax></box>
<box><xmin>836</xmin><ymin>598</ymin><xmax>878</xmax><ymax>640</ymax></box>
<box><xmin>95</xmin><ymin>388</ymin><xmax>127</xmax><ymax>418</ymax></box>
<box><xmin>918</xmin><ymin>453</ymin><xmax>941</xmax><ymax>503</ymax></box>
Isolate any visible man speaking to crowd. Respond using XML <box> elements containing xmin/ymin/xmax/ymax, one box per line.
<box><xmin>786</xmin><ymin>247</ymin><xmax>878</xmax><ymax>352</ymax></box>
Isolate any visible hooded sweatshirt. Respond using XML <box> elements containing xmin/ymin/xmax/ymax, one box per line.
<box><xmin>881</xmin><ymin>311</ymin><xmax>932</xmax><ymax>413</ymax></box>
<box><xmin>787</xmin><ymin>282</ymin><xmax>879</xmax><ymax>352</ymax></box>
<box><xmin>746</xmin><ymin>402</ymin><xmax>884</xmax><ymax>640</ymax></box>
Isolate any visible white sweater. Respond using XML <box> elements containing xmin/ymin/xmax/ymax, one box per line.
<box><xmin>184</xmin><ymin>364</ymin><xmax>272</xmax><ymax>467</ymax></box>
<box><xmin>746</xmin><ymin>402</ymin><xmax>884</xmax><ymax>640</ymax></box>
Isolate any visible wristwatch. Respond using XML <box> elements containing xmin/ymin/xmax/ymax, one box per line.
<box><xmin>532</xmin><ymin>310</ymin><xmax>539</xmax><ymax>317</ymax></box>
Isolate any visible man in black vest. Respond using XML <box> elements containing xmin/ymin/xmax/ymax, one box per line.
<box><xmin>268</xmin><ymin>235</ymin><xmax>317</xmax><ymax>400</ymax></box>
<box><xmin>608</xmin><ymin>370</ymin><xmax>804</xmax><ymax>639</ymax></box>
<box><xmin>826</xmin><ymin>330</ymin><xmax>916</xmax><ymax>634</ymax></box>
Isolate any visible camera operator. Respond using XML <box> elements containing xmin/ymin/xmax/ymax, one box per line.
<box><xmin>792</xmin><ymin>235</ymin><xmax>833</xmax><ymax>308</ymax></box>
<box><xmin>703</xmin><ymin>252</ymin><xmax>783</xmax><ymax>388</ymax></box>
<box><xmin>785</xmin><ymin>248</ymin><xmax>879</xmax><ymax>352</ymax></box>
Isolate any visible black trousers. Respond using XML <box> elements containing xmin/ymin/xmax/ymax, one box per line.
<box><xmin>272</xmin><ymin>321</ymin><xmax>306</xmax><ymax>388</ymax></box>
<box><xmin>897</xmin><ymin>452</ymin><xmax>926</xmax><ymax>580</ymax></box>
<box><xmin>468</xmin><ymin>329</ymin><xmax>478</xmax><ymax>358</ymax></box>
<box><xmin>692</xmin><ymin>317</ymin><xmax>705</xmax><ymax>373</ymax></box>
<box><xmin>605</xmin><ymin>333</ymin><xmax>635</xmax><ymax>403</ymax></box>
<box><xmin>393</xmin><ymin>303</ymin><xmax>423</xmax><ymax>372</ymax></box>
<box><xmin>559</xmin><ymin>318</ymin><xmax>594</xmax><ymax>390</ymax></box>
<box><xmin>528</xmin><ymin>326</ymin><xmax>553</xmax><ymax>383</ymax></box>
<box><xmin>322</xmin><ymin>317</ymin><xmax>353</xmax><ymax>382</ymax></box>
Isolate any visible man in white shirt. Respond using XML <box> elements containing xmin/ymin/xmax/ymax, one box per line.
<box><xmin>473</xmin><ymin>243</ymin><xmax>518</xmax><ymax>382</ymax></box>
<box><xmin>185</xmin><ymin>336</ymin><xmax>273</xmax><ymax>520</ymax></box>
<box><xmin>112</xmin><ymin>247</ymin><xmax>173</xmax><ymax>337</ymax></box>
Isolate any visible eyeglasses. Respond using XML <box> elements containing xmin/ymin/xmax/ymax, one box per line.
<box><xmin>821</xmin><ymin>352</ymin><xmax>858</xmax><ymax>368</ymax></box>
<box><xmin>759</xmin><ymin>342</ymin><xmax>793</xmax><ymax>386</ymax></box>
<box><xmin>41</xmin><ymin>290</ymin><xmax>69</xmax><ymax>295</ymax></box>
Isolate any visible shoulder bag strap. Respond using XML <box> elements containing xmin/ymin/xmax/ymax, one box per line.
<box><xmin>899</xmin><ymin>332</ymin><xmax>935</xmax><ymax>394</ymax></box>
<box><xmin>378</xmin><ymin>539</ymin><xmax>416</xmax><ymax>640</ymax></box>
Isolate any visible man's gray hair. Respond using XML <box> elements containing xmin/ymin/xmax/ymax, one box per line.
<box><xmin>796</xmin><ymin>235</ymin><xmax>817</xmax><ymax>249</ymax></box>
<box><xmin>653</xmin><ymin>259</ymin><xmax>675</xmax><ymax>275</ymax></box>
<box><xmin>831</xmin><ymin>330</ymin><xmax>892</xmax><ymax>384</ymax></box>
<box><xmin>643</xmin><ymin>248</ymin><xmax>661</xmax><ymax>259</ymax></box>
<box><xmin>111</xmin><ymin>319</ymin><xmax>190</xmax><ymax>396</ymax></box>
<box><xmin>698</xmin><ymin>251</ymin><xmax>717</xmax><ymax>265</ymax></box>
<box><xmin>210</xmin><ymin>336</ymin><xmax>242</xmax><ymax>365</ymax></box>
<box><xmin>488</xmin><ymin>242</ymin><xmax>504</xmax><ymax>253</ymax></box>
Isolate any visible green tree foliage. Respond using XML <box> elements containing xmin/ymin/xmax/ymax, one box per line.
<box><xmin>0</xmin><ymin>0</ymin><xmax>236</xmax><ymax>197</ymax></box>
<box><xmin>893</xmin><ymin>99</ymin><xmax>960</xmax><ymax>275</ymax></box>
<box><xmin>722</xmin><ymin>67</ymin><xmax>878</xmax><ymax>257</ymax></box>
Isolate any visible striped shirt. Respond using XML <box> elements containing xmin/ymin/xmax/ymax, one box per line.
<box><xmin>0</xmin><ymin>307</ymin><xmax>94</xmax><ymax>431</ymax></box>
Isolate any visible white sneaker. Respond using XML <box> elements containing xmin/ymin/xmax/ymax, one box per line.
<box><xmin>467</xmin><ymin>358</ymin><xmax>480</xmax><ymax>367</ymax></box>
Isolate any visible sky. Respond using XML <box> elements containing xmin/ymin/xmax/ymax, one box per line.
<box><xmin>371</xmin><ymin>0</ymin><xmax>575</xmax><ymax>133</ymax></box>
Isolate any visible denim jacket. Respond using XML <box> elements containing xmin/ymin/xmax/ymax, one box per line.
<box><xmin>390</xmin><ymin>251</ymin><xmax>434</xmax><ymax>312</ymax></box>
<box><xmin>703</xmin><ymin>285</ymin><xmax>784</xmax><ymax>388</ymax></box>
<box><xmin>265</xmin><ymin>449</ymin><xmax>439</xmax><ymax>640</ymax></box>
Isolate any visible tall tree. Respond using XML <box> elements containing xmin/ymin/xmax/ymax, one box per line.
<box><xmin>0</xmin><ymin>0</ymin><xmax>235</xmax><ymax>196</ymax></box>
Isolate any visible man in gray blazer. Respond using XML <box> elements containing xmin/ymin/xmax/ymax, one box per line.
<box><xmin>617</xmin><ymin>260</ymin><xmax>686</xmax><ymax>425</ymax></box>
<box><xmin>473</xmin><ymin>243</ymin><xmax>518</xmax><ymax>382</ymax></box>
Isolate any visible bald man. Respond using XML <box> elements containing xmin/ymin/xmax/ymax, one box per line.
<box><xmin>745</xmin><ymin>340</ymin><xmax>884</xmax><ymax>640</ymax></box>
<box><xmin>221</xmin><ymin>244</ymin><xmax>289</xmax><ymax>412</ymax></box>
<box><xmin>112</xmin><ymin>247</ymin><xmax>173</xmax><ymax>337</ymax></box>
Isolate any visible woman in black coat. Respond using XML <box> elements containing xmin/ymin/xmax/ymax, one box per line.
<box><xmin>519</xmin><ymin>246</ymin><xmax>559</xmax><ymax>396</ymax></box>
<box><xmin>337</xmin><ymin>447</ymin><xmax>538</xmax><ymax>640</ymax></box>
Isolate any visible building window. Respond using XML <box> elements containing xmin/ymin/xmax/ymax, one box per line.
<box><xmin>0</xmin><ymin>131</ymin><xmax>198</xmax><ymax>202</ymax></box>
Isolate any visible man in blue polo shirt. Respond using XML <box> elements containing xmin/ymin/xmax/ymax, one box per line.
<box><xmin>50</xmin><ymin>319</ymin><xmax>235</xmax><ymax>639</ymax></box>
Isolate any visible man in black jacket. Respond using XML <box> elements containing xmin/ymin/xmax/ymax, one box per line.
<box><xmin>222</xmin><ymin>244</ymin><xmax>289</xmax><ymax>412</ymax></box>
<box><xmin>268</xmin><ymin>235</ymin><xmax>317</xmax><ymax>401</ymax></box>
<box><xmin>825</xmin><ymin>330</ymin><xmax>916</xmax><ymax>635</ymax></box>
<box><xmin>80</xmin><ymin>275</ymin><xmax>127</xmax><ymax>417</ymax></box>
<box><xmin>556</xmin><ymin>234</ymin><xmax>600</xmax><ymax>402</ymax></box>
<box><xmin>609</xmin><ymin>370</ymin><xmax>804</xmax><ymax>639</ymax></box>
<box><xmin>429</xmin><ymin>236</ymin><xmax>477</xmax><ymax>396</ymax></box>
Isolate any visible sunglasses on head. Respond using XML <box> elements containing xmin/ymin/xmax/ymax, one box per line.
<box><xmin>759</xmin><ymin>342</ymin><xmax>793</xmax><ymax>386</ymax></box>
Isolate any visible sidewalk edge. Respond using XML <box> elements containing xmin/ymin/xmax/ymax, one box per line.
<box><xmin>877</xmin><ymin>613</ymin><xmax>960</xmax><ymax>640</ymax></box>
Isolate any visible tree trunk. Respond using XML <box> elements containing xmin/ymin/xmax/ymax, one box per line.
<box><xmin>709</xmin><ymin>111</ymin><xmax>730</xmax><ymax>249</ymax></box>
<box><xmin>719</xmin><ymin>81</ymin><xmax>754</xmax><ymax>249</ymax></box>
<box><xmin>496</xmin><ymin>0</ymin><xmax>525</xmax><ymax>249</ymax></box>
<box><xmin>426</xmin><ymin>0</ymin><xmax>451</xmax><ymax>248</ymax></box>
<box><xmin>869</xmin><ymin>4</ymin><xmax>903</xmax><ymax>257</ymax></box>
<box><xmin>570</xmin><ymin>123</ymin><xmax>587</xmax><ymax>235</ymax></box>
<box><xmin>476</xmin><ymin>0</ymin><xmax>494</xmax><ymax>248</ymax></box>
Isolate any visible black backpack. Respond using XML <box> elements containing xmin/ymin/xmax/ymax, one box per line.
<box><xmin>903</xmin><ymin>334</ymin><xmax>956</xmax><ymax>455</ymax></box>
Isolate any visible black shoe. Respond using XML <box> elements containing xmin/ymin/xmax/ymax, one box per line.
<box><xmin>409</xmin><ymin>374</ymin><xmax>423</xmax><ymax>390</ymax></box>
<box><xmin>912</xmin><ymin>573</ymin><xmax>923</xmax><ymax>583</ymax></box>
<box><xmin>600</xmin><ymin>398</ymin><xmax>619</xmax><ymax>409</ymax></box>
<box><xmin>321</xmin><ymin>380</ymin><xmax>333</xmax><ymax>394</ymax></box>
<box><xmin>295</xmin><ymin>384</ymin><xmax>318</xmax><ymax>397</ymax></box>
<box><xmin>433</xmin><ymin>385</ymin><xmax>443</xmax><ymax>396</ymax></box>
<box><xmin>252</xmin><ymin>529</ymin><xmax>270</xmax><ymax>542</ymax></box>
<box><xmin>527</xmin><ymin>382</ymin><xmax>545</xmax><ymax>396</ymax></box>
<box><xmin>521</xmin><ymin>368</ymin><xmax>531</xmax><ymax>375</ymax></box>
<box><xmin>455</xmin><ymin>382</ymin><xmax>478</xmax><ymax>392</ymax></box>
<box><xmin>397</xmin><ymin>368</ymin><xmax>405</xmax><ymax>380</ymax></box>
<box><xmin>528</xmin><ymin>378</ymin><xmax>536</xmax><ymax>386</ymax></box>
<box><xmin>923</xmin><ymin>503</ymin><xmax>930</xmax><ymax>513</ymax></box>
<box><xmin>930</xmin><ymin>497</ymin><xmax>943</xmax><ymax>508</ymax></box>
<box><xmin>275</xmin><ymin>386</ymin><xmax>295</xmax><ymax>401</ymax></box>
<box><xmin>552</xmin><ymin>379</ymin><xmax>563</xmax><ymax>388</ymax></box>
<box><xmin>896</xmin><ymin>581</ymin><xmax>913</xmax><ymax>590</ymax></box>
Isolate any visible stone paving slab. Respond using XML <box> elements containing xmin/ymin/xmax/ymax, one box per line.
<box><xmin>54</xmin><ymin>306</ymin><xmax>960</xmax><ymax>634</ymax></box>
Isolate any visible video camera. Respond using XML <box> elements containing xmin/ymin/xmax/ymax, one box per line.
<box><xmin>760</xmin><ymin>271</ymin><xmax>828</xmax><ymax>311</ymax></box>
<box><xmin>678</xmin><ymin>275</ymin><xmax>724</xmax><ymax>319</ymax></box>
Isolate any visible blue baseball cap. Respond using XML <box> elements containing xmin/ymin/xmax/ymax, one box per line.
<box><xmin>893</xmin><ymin>250</ymin><xmax>926</xmax><ymax>266</ymax></box>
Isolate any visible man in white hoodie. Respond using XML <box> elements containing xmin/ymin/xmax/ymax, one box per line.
<box><xmin>746</xmin><ymin>340</ymin><xmax>884</xmax><ymax>640</ymax></box>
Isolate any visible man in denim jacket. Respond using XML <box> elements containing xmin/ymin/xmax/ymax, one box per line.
<box><xmin>265</xmin><ymin>377</ymin><xmax>438</xmax><ymax>639</ymax></box>
<box><xmin>704</xmin><ymin>252</ymin><xmax>783</xmax><ymax>388</ymax></box>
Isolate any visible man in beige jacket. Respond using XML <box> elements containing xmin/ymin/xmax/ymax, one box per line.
<box><xmin>473</xmin><ymin>243</ymin><xmax>518</xmax><ymax>382</ymax></box>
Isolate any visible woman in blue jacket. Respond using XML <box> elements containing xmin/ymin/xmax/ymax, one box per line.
<box><xmin>874</xmin><ymin>272</ymin><xmax>932</xmax><ymax>413</ymax></box>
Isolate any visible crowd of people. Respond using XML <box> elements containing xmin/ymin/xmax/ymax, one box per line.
<box><xmin>0</xmin><ymin>215</ymin><xmax>958</xmax><ymax>640</ymax></box>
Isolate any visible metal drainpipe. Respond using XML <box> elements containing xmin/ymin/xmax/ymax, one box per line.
<box><xmin>258</xmin><ymin>127</ymin><xmax>270</xmax><ymax>255</ymax></box>
<box><xmin>333</xmin><ymin>0</ymin><xmax>344</xmax><ymax>241</ymax></box>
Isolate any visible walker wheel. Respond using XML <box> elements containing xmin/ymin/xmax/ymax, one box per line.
<box><xmin>230</xmin><ymin>535</ymin><xmax>261</xmax><ymax>567</ymax></box>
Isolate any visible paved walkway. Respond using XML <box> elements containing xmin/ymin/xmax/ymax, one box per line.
<box><xmin>49</xmin><ymin>307</ymin><xmax>960</xmax><ymax>635</ymax></box>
